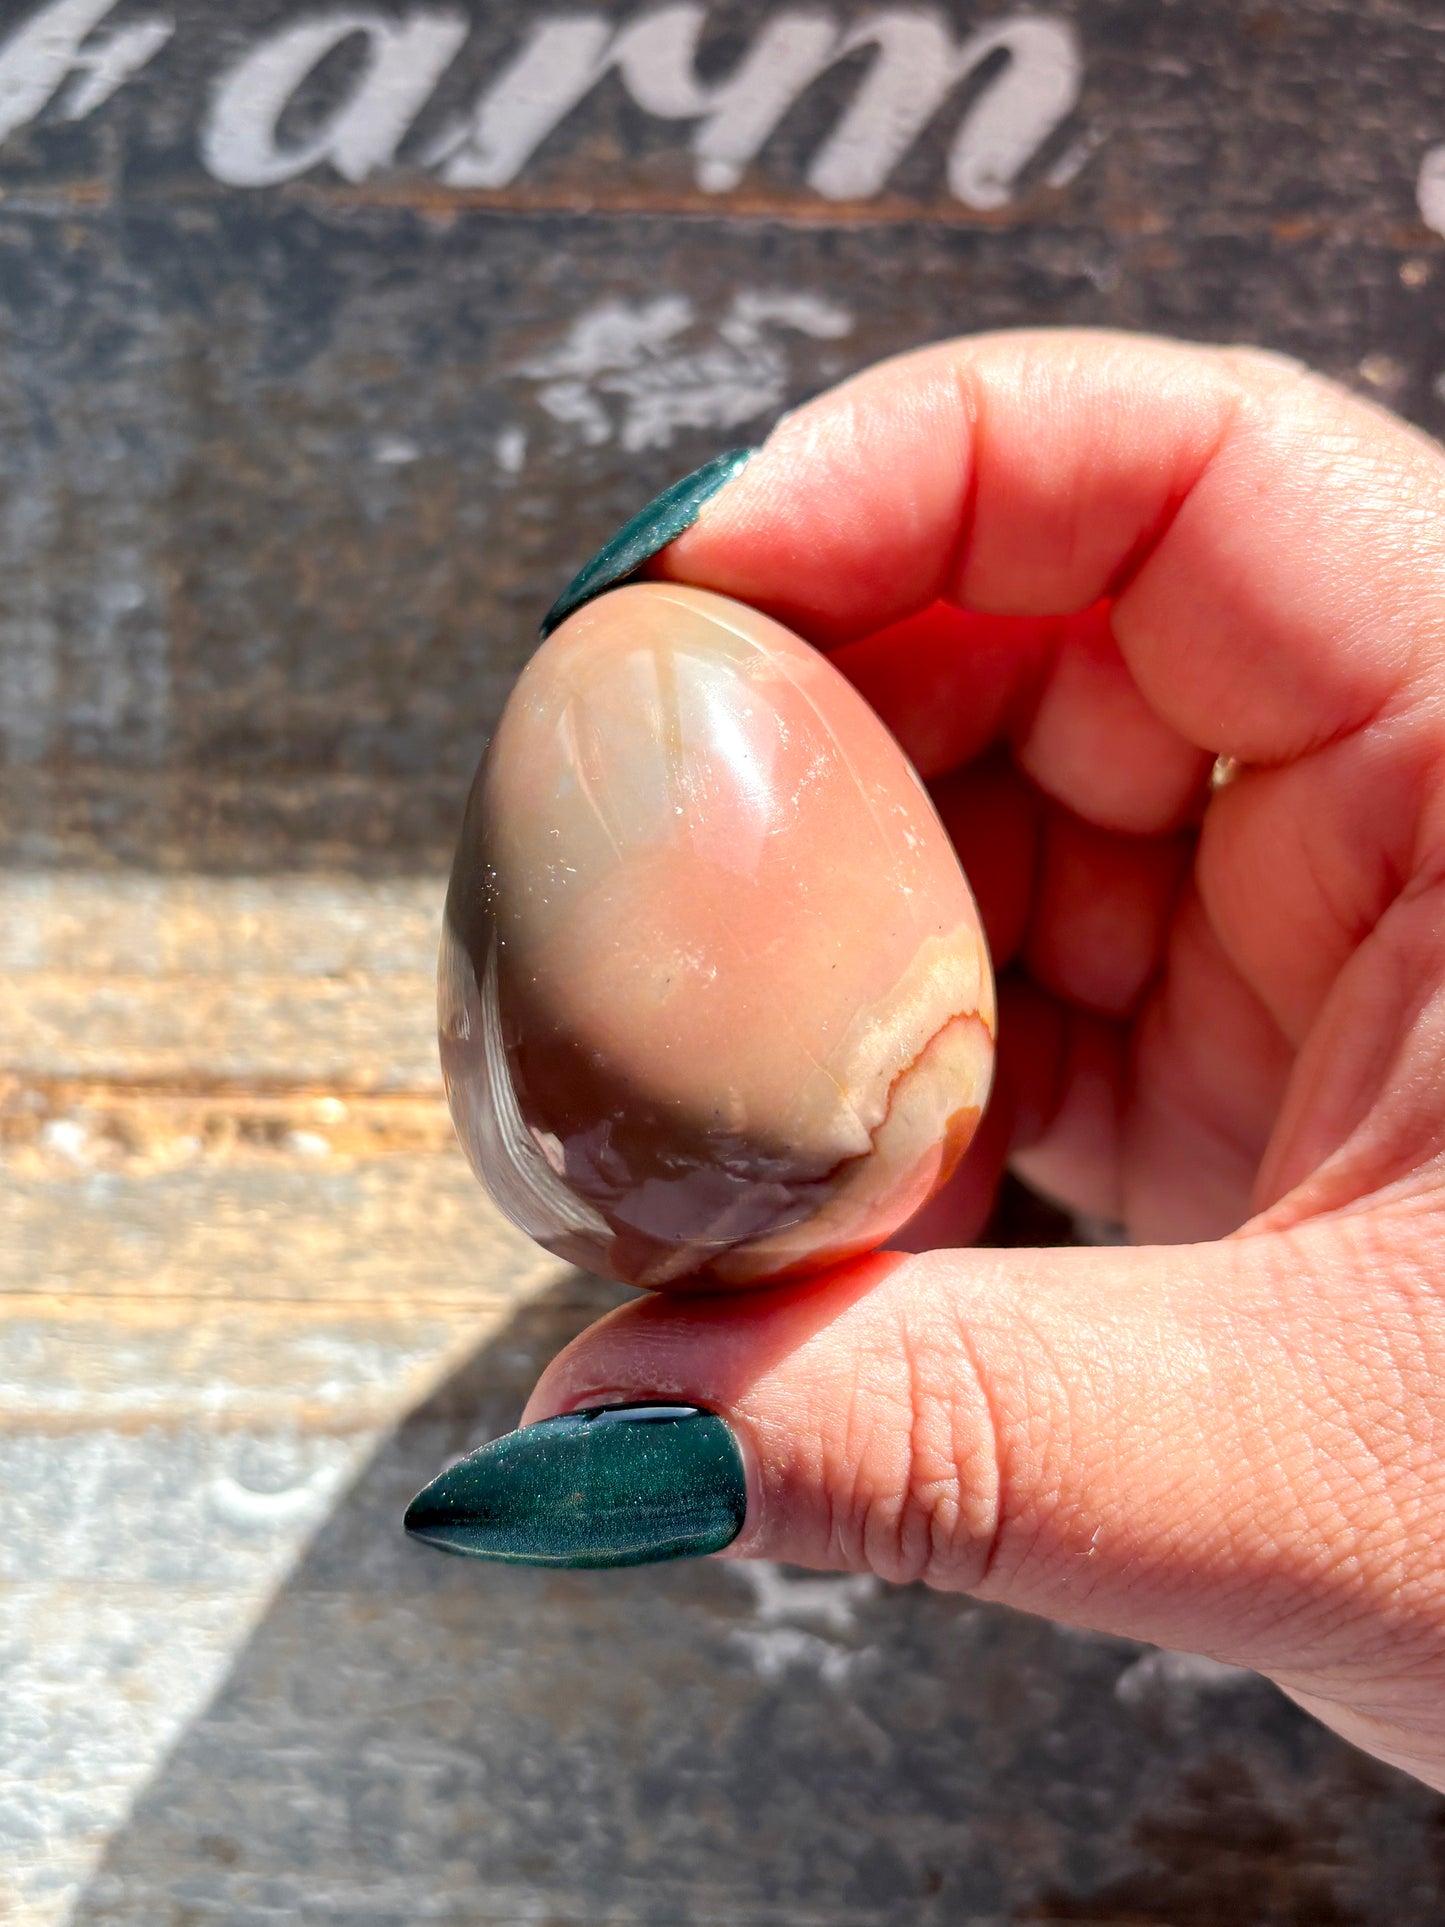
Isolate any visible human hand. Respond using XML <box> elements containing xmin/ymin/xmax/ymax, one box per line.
<box><xmin>474</xmin><ymin>332</ymin><xmax>1445</xmax><ymax>1788</ymax></box>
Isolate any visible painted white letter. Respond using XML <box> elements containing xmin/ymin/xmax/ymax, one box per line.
<box><xmin>202</xmin><ymin>8</ymin><xmax>468</xmax><ymax>187</ymax></box>
<box><xmin>945</xmin><ymin>15</ymin><xmax>1081</xmax><ymax>210</ymax></box>
<box><xmin>0</xmin><ymin>0</ymin><xmax>173</xmax><ymax>144</ymax></box>
<box><xmin>617</xmin><ymin>5</ymin><xmax>844</xmax><ymax>194</ymax></box>
<box><xmin>807</xmin><ymin>9</ymin><xmax>1081</xmax><ymax>206</ymax></box>
<box><xmin>434</xmin><ymin>5</ymin><xmax>1081</xmax><ymax>207</ymax></box>
<box><xmin>425</xmin><ymin>14</ymin><xmax>614</xmax><ymax>187</ymax></box>
<box><xmin>433</xmin><ymin>5</ymin><xmax>844</xmax><ymax>193</ymax></box>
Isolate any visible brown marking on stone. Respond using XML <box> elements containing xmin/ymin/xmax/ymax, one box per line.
<box><xmin>624</xmin><ymin>1004</ymin><xmax>993</xmax><ymax>1290</ymax></box>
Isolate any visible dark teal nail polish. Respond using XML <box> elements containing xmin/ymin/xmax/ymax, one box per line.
<box><xmin>539</xmin><ymin>447</ymin><xmax>754</xmax><ymax>637</ymax></box>
<box><xmin>404</xmin><ymin>1403</ymin><xmax>747</xmax><ymax>1569</ymax></box>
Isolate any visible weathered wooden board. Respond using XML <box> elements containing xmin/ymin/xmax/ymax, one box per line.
<box><xmin>7</xmin><ymin>2</ymin><xmax>1445</xmax><ymax>1922</ymax></box>
<box><xmin>3</xmin><ymin>0</ymin><xmax>1445</xmax><ymax>871</ymax></box>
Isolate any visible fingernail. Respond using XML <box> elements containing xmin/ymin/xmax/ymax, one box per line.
<box><xmin>403</xmin><ymin>1402</ymin><xmax>747</xmax><ymax>1569</ymax></box>
<box><xmin>539</xmin><ymin>447</ymin><xmax>754</xmax><ymax>637</ymax></box>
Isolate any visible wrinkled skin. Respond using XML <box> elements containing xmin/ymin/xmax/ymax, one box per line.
<box><xmin>507</xmin><ymin>332</ymin><xmax>1445</xmax><ymax>1792</ymax></box>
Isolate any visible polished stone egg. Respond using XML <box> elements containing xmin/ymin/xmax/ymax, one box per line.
<box><xmin>439</xmin><ymin>582</ymin><xmax>994</xmax><ymax>1289</ymax></box>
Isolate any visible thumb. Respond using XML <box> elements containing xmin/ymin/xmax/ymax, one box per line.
<box><xmin>510</xmin><ymin>1213</ymin><xmax>1445</xmax><ymax>1726</ymax></box>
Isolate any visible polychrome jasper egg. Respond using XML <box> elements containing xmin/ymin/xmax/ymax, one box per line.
<box><xmin>439</xmin><ymin>582</ymin><xmax>994</xmax><ymax>1289</ymax></box>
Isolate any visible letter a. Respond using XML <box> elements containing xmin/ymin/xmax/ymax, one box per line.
<box><xmin>203</xmin><ymin>8</ymin><xmax>468</xmax><ymax>187</ymax></box>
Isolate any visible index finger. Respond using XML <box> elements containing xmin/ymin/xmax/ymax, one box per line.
<box><xmin>661</xmin><ymin>329</ymin><xmax>1445</xmax><ymax>767</ymax></box>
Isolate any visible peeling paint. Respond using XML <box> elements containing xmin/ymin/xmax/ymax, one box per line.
<box><xmin>517</xmin><ymin>290</ymin><xmax>853</xmax><ymax>451</ymax></box>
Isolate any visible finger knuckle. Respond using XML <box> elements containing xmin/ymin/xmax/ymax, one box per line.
<box><xmin>837</xmin><ymin>1268</ymin><xmax>1004</xmax><ymax>1590</ymax></box>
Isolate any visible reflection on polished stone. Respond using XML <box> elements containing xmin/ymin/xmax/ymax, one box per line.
<box><xmin>440</xmin><ymin>583</ymin><xmax>994</xmax><ymax>1288</ymax></box>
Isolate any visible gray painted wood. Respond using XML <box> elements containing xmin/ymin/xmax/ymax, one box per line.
<box><xmin>2</xmin><ymin>0</ymin><xmax>1445</xmax><ymax>872</ymax></box>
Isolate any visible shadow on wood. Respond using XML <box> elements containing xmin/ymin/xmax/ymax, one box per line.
<box><xmin>70</xmin><ymin>1270</ymin><xmax>1445</xmax><ymax>1927</ymax></box>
